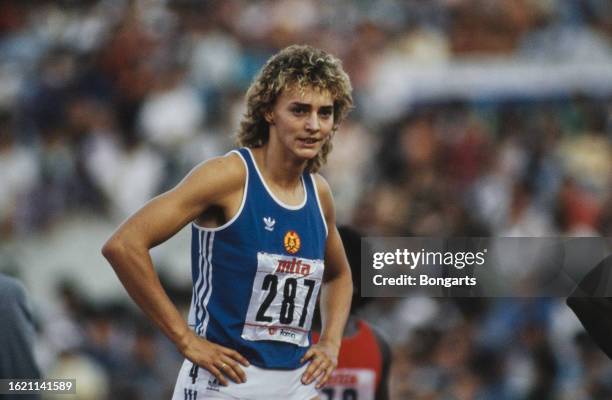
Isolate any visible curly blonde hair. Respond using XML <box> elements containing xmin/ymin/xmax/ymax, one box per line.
<box><xmin>236</xmin><ymin>45</ymin><xmax>353</xmax><ymax>173</ymax></box>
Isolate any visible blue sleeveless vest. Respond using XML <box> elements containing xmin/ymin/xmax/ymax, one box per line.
<box><xmin>187</xmin><ymin>147</ymin><xmax>327</xmax><ymax>369</ymax></box>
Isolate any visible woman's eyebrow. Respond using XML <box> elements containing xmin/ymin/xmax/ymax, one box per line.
<box><xmin>289</xmin><ymin>102</ymin><xmax>334</xmax><ymax>109</ymax></box>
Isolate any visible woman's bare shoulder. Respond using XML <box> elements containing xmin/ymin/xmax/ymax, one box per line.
<box><xmin>177</xmin><ymin>151</ymin><xmax>247</xmax><ymax>203</ymax></box>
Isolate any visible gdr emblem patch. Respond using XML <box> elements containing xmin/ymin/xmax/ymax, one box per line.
<box><xmin>283</xmin><ymin>230</ymin><xmax>301</xmax><ymax>254</ymax></box>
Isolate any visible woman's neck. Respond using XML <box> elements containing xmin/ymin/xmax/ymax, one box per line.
<box><xmin>254</xmin><ymin>143</ymin><xmax>307</xmax><ymax>189</ymax></box>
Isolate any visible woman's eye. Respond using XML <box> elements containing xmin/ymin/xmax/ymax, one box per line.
<box><xmin>292</xmin><ymin>108</ymin><xmax>308</xmax><ymax>115</ymax></box>
<box><xmin>319</xmin><ymin>110</ymin><xmax>333</xmax><ymax>118</ymax></box>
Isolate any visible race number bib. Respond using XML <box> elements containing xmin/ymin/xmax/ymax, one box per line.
<box><xmin>242</xmin><ymin>252</ymin><xmax>324</xmax><ymax>346</ymax></box>
<box><xmin>321</xmin><ymin>368</ymin><xmax>376</xmax><ymax>400</ymax></box>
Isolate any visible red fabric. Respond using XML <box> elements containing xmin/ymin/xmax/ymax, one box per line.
<box><xmin>313</xmin><ymin>319</ymin><xmax>383</xmax><ymax>387</ymax></box>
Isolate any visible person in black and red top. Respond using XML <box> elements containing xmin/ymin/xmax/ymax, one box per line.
<box><xmin>567</xmin><ymin>254</ymin><xmax>612</xmax><ymax>360</ymax></box>
<box><xmin>313</xmin><ymin>226</ymin><xmax>391</xmax><ymax>400</ymax></box>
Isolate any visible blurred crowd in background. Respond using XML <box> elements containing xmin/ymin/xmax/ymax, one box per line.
<box><xmin>0</xmin><ymin>0</ymin><xmax>611</xmax><ymax>399</ymax></box>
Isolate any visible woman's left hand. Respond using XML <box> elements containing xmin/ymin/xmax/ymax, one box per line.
<box><xmin>300</xmin><ymin>339</ymin><xmax>340</xmax><ymax>389</ymax></box>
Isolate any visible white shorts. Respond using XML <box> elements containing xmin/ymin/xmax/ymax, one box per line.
<box><xmin>171</xmin><ymin>359</ymin><xmax>320</xmax><ymax>400</ymax></box>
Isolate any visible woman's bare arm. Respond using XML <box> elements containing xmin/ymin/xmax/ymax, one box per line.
<box><xmin>101</xmin><ymin>153</ymin><xmax>249</xmax><ymax>385</ymax></box>
<box><xmin>301</xmin><ymin>174</ymin><xmax>353</xmax><ymax>389</ymax></box>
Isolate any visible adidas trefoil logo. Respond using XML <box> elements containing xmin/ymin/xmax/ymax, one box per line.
<box><xmin>263</xmin><ymin>217</ymin><xmax>276</xmax><ymax>231</ymax></box>
<box><xmin>206</xmin><ymin>376</ymin><xmax>219</xmax><ymax>392</ymax></box>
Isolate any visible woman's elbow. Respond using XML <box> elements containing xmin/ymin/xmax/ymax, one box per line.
<box><xmin>101</xmin><ymin>235</ymin><xmax>126</xmax><ymax>262</ymax></box>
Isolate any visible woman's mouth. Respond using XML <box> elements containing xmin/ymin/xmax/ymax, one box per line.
<box><xmin>298</xmin><ymin>138</ymin><xmax>320</xmax><ymax>147</ymax></box>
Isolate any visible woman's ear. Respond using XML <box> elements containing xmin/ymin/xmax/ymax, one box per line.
<box><xmin>264</xmin><ymin>111</ymin><xmax>275</xmax><ymax>125</ymax></box>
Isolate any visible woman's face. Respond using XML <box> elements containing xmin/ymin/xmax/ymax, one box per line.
<box><xmin>266</xmin><ymin>85</ymin><xmax>334</xmax><ymax>161</ymax></box>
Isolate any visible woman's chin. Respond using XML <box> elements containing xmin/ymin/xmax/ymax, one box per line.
<box><xmin>293</xmin><ymin>146</ymin><xmax>320</xmax><ymax>160</ymax></box>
